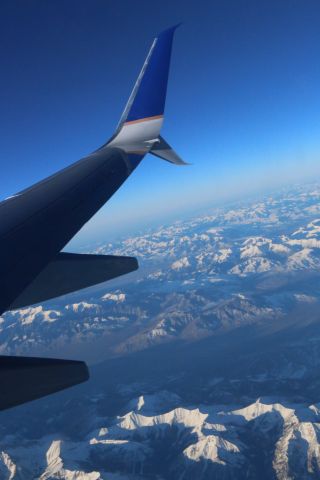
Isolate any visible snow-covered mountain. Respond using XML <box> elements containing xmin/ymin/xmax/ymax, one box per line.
<box><xmin>2</xmin><ymin>392</ymin><xmax>320</xmax><ymax>479</ymax></box>
<box><xmin>1</xmin><ymin>182</ymin><xmax>320</xmax><ymax>478</ymax></box>
<box><xmin>3</xmin><ymin>183</ymin><xmax>320</xmax><ymax>361</ymax></box>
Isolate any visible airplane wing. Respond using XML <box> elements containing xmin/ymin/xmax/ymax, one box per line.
<box><xmin>0</xmin><ymin>25</ymin><xmax>184</xmax><ymax>410</ymax></box>
<box><xmin>10</xmin><ymin>252</ymin><xmax>138</xmax><ymax>309</ymax></box>
<box><xmin>0</xmin><ymin>355</ymin><xmax>88</xmax><ymax>411</ymax></box>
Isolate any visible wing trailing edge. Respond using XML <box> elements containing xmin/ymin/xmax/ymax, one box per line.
<box><xmin>0</xmin><ymin>355</ymin><xmax>89</xmax><ymax>410</ymax></box>
<box><xmin>10</xmin><ymin>253</ymin><xmax>138</xmax><ymax>310</ymax></box>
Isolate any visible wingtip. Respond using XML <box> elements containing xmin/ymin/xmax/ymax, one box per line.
<box><xmin>157</xmin><ymin>23</ymin><xmax>182</xmax><ymax>38</ymax></box>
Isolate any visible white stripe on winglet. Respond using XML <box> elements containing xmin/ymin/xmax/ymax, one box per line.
<box><xmin>108</xmin><ymin>117</ymin><xmax>163</xmax><ymax>153</ymax></box>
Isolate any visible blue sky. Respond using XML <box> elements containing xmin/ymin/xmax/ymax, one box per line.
<box><xmin>2</xmin><ymin>0</ymin><xmax>320</xmax><ymax>245</ymax></box>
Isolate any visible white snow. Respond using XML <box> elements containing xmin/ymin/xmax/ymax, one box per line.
<box><xmin>240</xmin><ymin>245</ymin><xmax>263</xmax><ymax>258</ymax></box>
<box><xmin>39</xmin><ymin>440</ymin><xmax>101</xmax><ymax>480</ymax></box>
<box><xmin>102</xmin><ymin>292</ymin><xmax>126</xmax><ymax>303</ymax></box>
<box><xmin>183</xmin><ymin>435</ymin><xmax>243</xmax><ymax>465</ymax></box>
<box><xmin>0</xmin><ymin>452</ymin><xmax>16</xmax><ymax>480</ymax></box>
<box><xmin>269</xmin><ymin>243</ymin><xmax>290</xmax><ymax>254</ymax></box>
<box><xmin>287</xmin><ymin>238</ymin><xmax>320</xmax><ymax>248</ymax></box>
<box><xmin>230</xmin><ymin>399</ymin><xmax>296</xmax><ymax>423</ymax></box>
<box><xmin>10</xmin><ymin>306</ymin><xmax>61</xmax><ymax>325</ymax></box>
<box><xmin>171</xmin><ymin>257</ymin><xmax>190</xmax><ymax>270</ymax></box>
<box><xmin>294</xmin><ymin>294</ymin><xmax>317</xmax><ymax>303</ymax></box>
<box><xmin>287</xmin><ymin>248</ymin><xmax>316</xmax><ymax>269</ymax></box>
<box><xmin>213</xmin><ymin>248</ymin><xmax>232</xmax><ymax>263</ymax></box>
<box><xmin>65</xmin><ymin>302</ymin><xmax>99</xmax><ymax>313</ymax></box>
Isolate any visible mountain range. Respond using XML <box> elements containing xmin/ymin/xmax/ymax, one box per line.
<box><xmin>1</xmin><ymin>182</ymin><xmax>320</xmax><ymax>478</ymax></box>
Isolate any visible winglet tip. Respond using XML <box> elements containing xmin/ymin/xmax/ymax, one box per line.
<box><xmin>157</xmin><ymin>23</ymin><xmax>182</xmax><ymax>39</ymax></box>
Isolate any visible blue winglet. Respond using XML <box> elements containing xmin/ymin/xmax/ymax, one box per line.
<box><xmin>108</xmin><ymin>25</ymin><xmax>186</xmax><ymax>165</ymax></box>
<box><xmin>117</xmin><ymin>25</ymin><xmax>180</xmax><ymax>127</ymax></box>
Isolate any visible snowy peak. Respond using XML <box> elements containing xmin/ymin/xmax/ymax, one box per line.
<box><xmin>2</xmin><ymin>394</ymin><xmax>320</xmax><ymax>479</ymax></box>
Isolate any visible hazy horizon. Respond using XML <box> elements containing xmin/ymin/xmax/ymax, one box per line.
<box><xmin>68</xmin><ymin>173</ymin><xmax>320</xmax><ymax>248</ymax></box>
